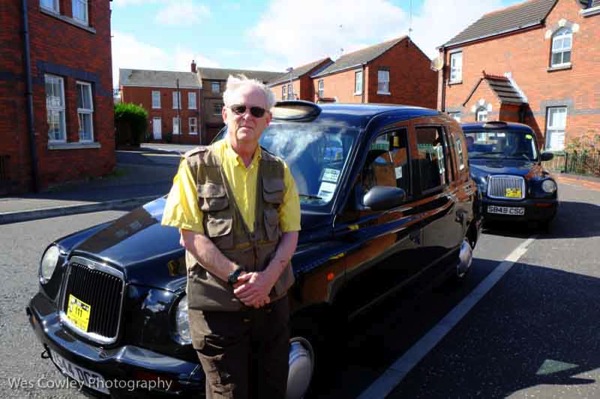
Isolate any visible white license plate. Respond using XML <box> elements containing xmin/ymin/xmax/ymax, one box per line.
<box><xmin>49</xmin><ymin>350</ymin><xmax>109</xmax><ymax>394</ymax></box>
<box><xmin>487</xmin><ymin>205</ymin><xmax>525</xmax><ymax>216</ymax></box>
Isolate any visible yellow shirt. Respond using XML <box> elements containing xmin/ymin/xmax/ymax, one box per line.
<box><xmin>161</xmin><ymin>139</ymin><xmax>301</xmax><ymax>234</ymax></box>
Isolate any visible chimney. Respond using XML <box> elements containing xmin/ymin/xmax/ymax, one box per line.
<box><xmin>191</xmin><ymin>60</ymin><xmax>197</xmax><ymax>73</ymax></box>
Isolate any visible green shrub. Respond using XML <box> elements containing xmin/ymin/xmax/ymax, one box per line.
<box><xmin>114</xmin><ymin>103</ymin><xmax>148</xmax><ymax>146</ymax></box>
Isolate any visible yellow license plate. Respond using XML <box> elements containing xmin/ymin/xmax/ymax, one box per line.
<box><xmin>505</xmin><ymin>188</ymin><xmax>522</xmax><ymax>198</ymax></box>
<box><xmin>66</xmin><ymin>294</ymin><xmax>91</xmax><ymax>331</ymax></box>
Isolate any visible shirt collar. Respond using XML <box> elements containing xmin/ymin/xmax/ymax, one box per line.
<box><xmin>224</xmin><ymin>140</ymin><xmax>262</xmax><ymax>167</ymax></box>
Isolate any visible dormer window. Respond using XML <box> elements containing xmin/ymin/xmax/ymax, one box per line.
<box><xmin>551</xmin><ymin>28</ymin><xmax>572</xmax><ymax>67</ymax></box>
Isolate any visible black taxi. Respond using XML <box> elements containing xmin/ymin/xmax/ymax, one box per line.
<box><xmin>462</xmin><ymin>121</ymin><xmax>558</xmax><ymax>229</ymax></box>
<box><xmin>27</xmin><ymin>101</ymin><xmax>481</xmax><ymax>398</ymax></box>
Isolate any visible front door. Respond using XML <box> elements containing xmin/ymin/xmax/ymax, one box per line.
<box><xmin>153</xmin><ymin>117</ymin><xmax>162</xmax><ymax>140</ymax></box>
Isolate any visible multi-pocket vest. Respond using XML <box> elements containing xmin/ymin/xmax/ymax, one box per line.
<box><xmin>184</xmin><ymin>145</ymin><xmax>295</xmax><ymax>311</ymax></box>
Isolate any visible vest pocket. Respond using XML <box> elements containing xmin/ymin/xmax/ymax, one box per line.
<box><xmin>206</xmin><ymin>216</ymin><xmax>234</xmax><ymax>248</ymax></box>
<box><xmin>198</xmin><ymin>183</ymin><xmax>229</xmax><ymax>211</ymax></box>
<box><xmin>263</xmin><ymin>207</ymin><xmax>281</xmax><ymax>241</ymax></box>
<box><xmin>262</xmin><ymin>177</ymin><xmax>284</xmax><ymax>205</ymax></box>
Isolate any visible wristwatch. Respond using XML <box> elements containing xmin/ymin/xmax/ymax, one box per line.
<box><xmin>227</xmin><ymin>268</ymin><xmax>243</xmax><ymax>286</ymax></box>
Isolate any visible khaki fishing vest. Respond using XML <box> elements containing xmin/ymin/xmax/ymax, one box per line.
<box><xmin>184</xmin><ymin>145</ymin><xmax>295</xmax><ymax>311</ymax></box>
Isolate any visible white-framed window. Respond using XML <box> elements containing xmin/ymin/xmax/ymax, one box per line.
<box><xmin>317</xmin><ymin>79</ymin><xmax>324</xmax><ymax>98</ymax></box>
<box><xmin>173</xmin><ymin>91</ymin><xmax>181</xmax><ymax>109</ymax></box>
<box><xmin>189</xmin><ymin>117</ymin><xmax>198</xmax><ymax>135</ymax></box>
<box><xmin>173</xmin><ymin>117</ymin><xmax>180</xmax><ymax>135</ymax></box>
<box><xmin>45</xmin><ymin>74</ymin><xmax>66</xmax><ymax>142</ymax></box>
<box><xmin>287</xmin><ymin>83</ymin><xmax>293</xmax><ymax>100</ymax></box>
<box><xmin>377</xmin><ymin>69</ymin><xmax>390</xmax><ymax>94</ymax></box>
<box><xmin>551</xmin><ymin>28</ymin><xmax>572</xmax><ymax>67</ymax></box>
<box><xmin>188</xmin><ymin>92</ymin><xmax>197</xmax><ymax>109</ymax></box>
<box><xmin>282</xmin><ymin>85</ymin><xmax>287</xmax><ymax>100</ymax></box>
<box><xmin>449</xmin><ymin>51</ymin><xmax>463</xmax><ymax>83</ymax></box>
<box><xmin>72</xmin><ymin>0</ymin><xmax>89</xmax><ymax>24</ymax></box>
<box><xmin>546</xmin><ymin>107</ymin><xmax>567</xmax><ymax>151</ymax></box>
<box><xmin>152</xmin><ymin>91</ymin><xmax>161</xmax><ymax>109</ymax></box>
<box><xmin>476</xmin><ymin>107</ymin><xmax>488</xmax><ymax>122</ymax></box>
<box><xmin>40</xmin><ymin>0</ymin><xmax>59</xmax><ymax>13</ymax></box>
<box><xmin>76</xmin><ymin>81</ymin><xmax>94</xmax><ymax>142</ymax></box>
<box><xmin>211</xmin><ymin>82</ymin><xmax>220</xmax><ymax>94</ymax></box>
<box><xmin>354</xmin><ymin>70</ymin><xmax>363</xmax><ymax>94</ymax></box>
<box><xmin>213</xmin><ymin>102</ymin><xmax>223</xmax><ymax>115</ymax></box>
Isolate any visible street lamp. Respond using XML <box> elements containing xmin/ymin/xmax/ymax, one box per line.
<box><xmin>286</xmin><ymin>67</ymin><xmax>293</xmax><ymax>100</ymax></box>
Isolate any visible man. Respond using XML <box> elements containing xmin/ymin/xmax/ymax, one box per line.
<box><xmin>162</xmin><ymin>75</ymin><xmax>301</xmax><ymax>398</ymax></box>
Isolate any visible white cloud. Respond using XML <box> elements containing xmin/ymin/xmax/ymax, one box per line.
<box><xmin>250</xmin><ymin>0</ymin><xmax>509</xmax><ymax>68</ymax></box>
<box><xmin>111</xmin><ymin>31</ymin><xmax>219</xmax><ymax>88</ymax></box>
<box><xmin>155</xmin><ymin>1</ymin><xmax>210</xmax><ymax>25</ymax></box>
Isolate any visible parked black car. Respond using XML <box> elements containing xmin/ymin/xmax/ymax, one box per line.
<box><xmin>461</xmin><ymin>121</ymin><xmax>558</xmax><ymax>228</ymax></box>
<box><xmin>27</xmin><ymin>101</ymin><xmax>481</xmax><ymax>398</ymax></box>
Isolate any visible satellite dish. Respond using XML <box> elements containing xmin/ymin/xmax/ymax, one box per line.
<box><xmin>430</xmin><ymin>56</ymin><xmax>444</xmax><ymax>71</ymax></box>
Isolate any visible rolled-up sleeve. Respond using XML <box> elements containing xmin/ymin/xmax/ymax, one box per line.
<box><xmin>161</xmin><ymin>159</ymin><xmax>205</xmax><ymax>233</ymax></box>
<box><xmin>279</xmin><ymin>162</ymin><xmax>301</xmax><ymax>233</ymax></box>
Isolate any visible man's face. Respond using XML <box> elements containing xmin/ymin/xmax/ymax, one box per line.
<box><xmin>222</xmin><ymin>85</ymin><xmax>272</xmax><ymax>149</ymax></box>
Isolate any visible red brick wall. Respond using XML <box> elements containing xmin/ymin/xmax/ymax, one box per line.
<box><xmin>313</xmin><ymin>68</ymin><xmax>364</xmax><ymax>103</ymax></box>
<box><xmin>0</xmin><ymin>0</ymin><xmax>115</xmax><ymax>193</ymax></box>
<box><xmin>441</xmin><ymin>0</ymin><xmax>600</xmax><ymax>149</ymax></box>
<box><xmin>121</xmin><ymin>86</ymin><xmax>202</xmax><ymax>144</ymax></box>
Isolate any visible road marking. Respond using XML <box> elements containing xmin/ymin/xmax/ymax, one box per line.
<box><xmin>357</xmin><ymin>236</ymin><xmax>537</xmax><ymax>399</ymax></box>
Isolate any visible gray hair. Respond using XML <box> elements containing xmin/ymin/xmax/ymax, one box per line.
<box><xmin>223</xmin><ymin>75</ymin><xmax>276</xmax><ymax>110</ymax></box>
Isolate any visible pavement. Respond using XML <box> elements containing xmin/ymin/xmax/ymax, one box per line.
<box><xmin>0</xmin><ymin>145</ymin><xmax>599</xmax><ymax>225</ymax></box>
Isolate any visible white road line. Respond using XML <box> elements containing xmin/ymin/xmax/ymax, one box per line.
<box><xmin>357</xmin><ymin>236</ymin><xmax>537</xmax><ymax>399</ymax></box>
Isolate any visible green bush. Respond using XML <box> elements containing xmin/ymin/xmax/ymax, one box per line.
<box><xmin>114</xmin><ymin>103</ymin><xmax>148</xmax><ymax>146</ymax></box>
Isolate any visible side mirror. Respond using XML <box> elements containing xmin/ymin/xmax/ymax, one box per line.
<box><xmin>363</xmin><ymin>186</ymin><xmax>406</xmax><ymax>211</ymax></box>
<box><xmin>540</xmin><ymin>152</ymin><xmax>554</xmax><ymax>162</ymax></box>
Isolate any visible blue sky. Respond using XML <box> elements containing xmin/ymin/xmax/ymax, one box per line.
<box><xmin>111</xmin><ymin>0</ymin><xmax>524</xmax><ymax>88</ymax></box>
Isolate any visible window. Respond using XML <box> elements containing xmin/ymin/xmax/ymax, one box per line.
<box><xmin>377</xmin><ymin>69</ymin><xmax>390</xmax><ymax>94</ymax></box>
<box><xmin>213</xmin><ymin>102</ymin><xmax>223</xmax><ymax>115</ymax></box>
<box><xmin>76</xmin><ymin>82</ymin><xmax>94</xmax><ymax>142</ymax></box>
<box><xmin>317</xmin><ymin>79</ymin><xmax>324</xmax><ymax>98</ymax></box>
<box><xmin>449</xmin><ymin>51</ymin><xmax>462</xmax><ymax>83</ymax></box>
<box><xmin>173</xmin><ymin>117</ymin><xmax>180</xmax><ymax>135</ymax></box>
<box><xmin>45</xmin><ymin>74</ymin><xmax>66</xmax><ymax>142</ymax></box>
<box><xmin>354</xmin><ymin>70</ymin><xmax>363</xmax><ymax>94</ymax></box>
<box><xmin>40</xmin><ymin>0</ymin><xmax>59</xmax><ymax>13</ymax></box>
<box><xmin>72</xmin><ymin>0</ymin><xmax>88</xmax><ymax>24</ymax></box>
<box><xmin>456</xmin><ymin>138</ymin><xmax>465</xmax><ymax>170</ymax></box>
<box><xmin>448</xmin><ymin>112</ymin><xmax>461</xmax><ymax>122</ymax></box>
<box><xmin>287</xmin><ymin>84</ymin><xmax>293</xmax><ymax>100</ymax></box>
<box><xmin>211</xmin><ymin>82</ymin><xmax>220</xmax><ymax>94</ymax></box>
<box><xmin>189</xmin><ymin>117</ymin><xmax>197</xmax><ymax>135</ymax></box>
<box><xmin>188</xmin><ymin>92</ymin><xmax>197</xmax><ymax>109</ymax></box>
<box><xmin>362</xmin><ymin>130</ymin><xmax>410</xmax><ymax>195</ymax></box>
<box><xmin>173</xmin><ymin>91</ymin><xmax>181</xmax><ymax>109</ymax></box>
<box><xmin>546</xmin><ymin>107</ymin><xmax>567</xmax><ymax>151</ymax></box>
<box><xmin>416</xmin><ymin>127</ymin><xmax>447</xmax><ymax>192</ymax></box>
<box><xmin>152</xmin><ymin>91</ymin><xmax>161</xmax><ymax>109</ymax></box>
<box><xmin>476</xmin><ymin>107</ymin><xmax>488</xmax><ymax>122</ymax></box>
<box><xmin>282</xmin><ymin>85</ymin><xmax>287</xmax><ymax>100</ymax></box>
<box><xmin>551</xmin><ymin>28</ymin><xmax>572</xmax><ymax>67</ymax></box>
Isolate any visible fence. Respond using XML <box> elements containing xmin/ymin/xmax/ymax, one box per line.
<box><xmin>543</xmin><ymin>152</ymin><xmax>600</xmax><ymax>176</ymax></box>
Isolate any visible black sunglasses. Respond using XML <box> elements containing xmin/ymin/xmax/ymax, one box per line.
<box><xmin>229</xmin><ymin>104</ymin><xmax>267</xmax><ymax>118</ymax></box>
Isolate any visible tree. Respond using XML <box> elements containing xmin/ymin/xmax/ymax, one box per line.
<box><xmin>114</xmin><ymin>103</ymin><xmax>148</xmax><ymax>147</ymax></box>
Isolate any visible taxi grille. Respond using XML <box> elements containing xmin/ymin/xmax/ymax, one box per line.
<box><xmin>61</xmin><ymin>258</ymin><xmax>124</xmax><ymax>344</ymax></box>
<box><xmin>487</xmin><ymin>175</ymin><xmax>526</xmax><ymax>200</ymax></box>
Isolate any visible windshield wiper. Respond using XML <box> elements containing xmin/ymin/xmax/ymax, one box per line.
<box><xmin>299</xmin><ymin>193</ymin><xmax>322</xmax><ymax>200</ymax></box>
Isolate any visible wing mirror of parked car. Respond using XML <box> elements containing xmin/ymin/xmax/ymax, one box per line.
<box><xmin>540</xmin><ymin>152</ymin><xmax>554</xmax><ymax>162</ymax></box>
<box><xmin>363</xmin><ymin>186</ymin><xmax>406</xmax><ymax>211</ymax></box>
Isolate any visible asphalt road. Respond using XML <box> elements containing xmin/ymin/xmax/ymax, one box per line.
<box><xmin>1</xmin><ymin>180</ymin><xmax>598</xmax><ymax>398</ymax></box>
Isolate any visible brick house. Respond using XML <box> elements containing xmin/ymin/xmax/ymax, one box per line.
<box><xmin>437</xmin><ymin>0</ymin><xmax>600</xmax><ymax>152</ymax></box>
<box><xmin>268</xmin><ymin>58</ymin><xmax>333</xmax><ymax>101</ymax></box>
<box><xmin>310</xmin><ymin>36</ymin><xmax>438</xmax><ymax>108</ymax></box>
<box><xmin>119</xmin><ymin>68</ymin><xmax>202</xmax><ymax>145</ymax></box>
<box><xmin>1</xmin><ymin>0</ymin><xmax>115</xmax><ymax>194</ymax></box>
<box><xmin>197</xmin><ymin>66</ymin><xmax>283</xmax><ymax>143</ymax></box>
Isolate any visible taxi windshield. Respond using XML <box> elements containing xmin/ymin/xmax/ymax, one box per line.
<box><xmin>465</xmin><ymin>130</ymin><xmax>538</xmax><ymax>161</ymax></box>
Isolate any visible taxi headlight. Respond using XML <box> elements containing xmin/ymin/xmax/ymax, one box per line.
<box><xmin>174</xmin><ymin>295</ymin><xmax>192</xmax><ymax>345</ymax></box>
<box><xmin>39</xmin><ymin>245</ymin><xmax>60</xmax><ymax>284</ymax></box>
<box><xmin>541</xmin><ymin>179</ymin><xmax>557</xmax><ymax>193</ymax></box>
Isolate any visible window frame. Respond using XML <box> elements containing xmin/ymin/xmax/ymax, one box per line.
<box><xmin>354</xmin><ymin>70</ymin><xmax>363</xmax><ymax>95</ymax></box>
<box><xmin>189</xmin><ymin>117</ymin><xmax>198</xmax><ymax>135</ymax></box>
<box><xmin>550</xmin><ymin>27</ymin><xmax>572</xmax><ymax>68</ymax></box>
<box><xmin>317</xmin><ymin>79</ymin><xmax>324</xmax><ymax>98</ymax></box>
<box><xmin>76</xmin><ymin>81</ymin><xmax>94</xmax><ymax>142</ymax></box>
<box><xmin>72</xmin><ymin>0</ymin><xmax>89</xmax><ymax>25</ymax></box>
<box><xmin>173</xmin><ymin>91</ymin><xmax>181</xmax><ymax>110</ymax></box>
<box><xmin>212</xmin><ymin>102</ymin><xmax>223</xmax><ymax>116</ymax></box>
<box><xmin>173</xmin><ymin>117</ymin><xmax>180</xmax><ymax>135</ymax></box>
<box><xmin>449</xmin><ymin>51</ymin><xmax>463</xmax><ymax>84</ymax></box>
<box><xmin>545</xmin><ymin>106</ymin><xmax>567</xmax><ymax>151</ymax></box>
<box><xmin>377</xmin><ymin>69</ymin><xmax>390</xmax><ymax>95</ymax></box>
<box><xmin>415</xmin><ymin>126</ymin><xmax>449</xmax><ymax>194</ymax></box>
<box><xmin>211</xmin><ymin>82</ymin><xmax>220</xmax><ymax>94</ymax></box>
<box><xmin>152</xmin><ymin>91</ymin><xmax>161</xmax><ymax>109</ymax></box>
<box><xmin>45</xmin><ymin>74</ymin><xmax>66</xmax><ymax>143</ymax></box>
<box><xmin>476</xmin><ymin>107</ymin><xmax>488</xmax><ymax>122</ymax></box>
<box><xmin>287</xmin><ymin>83</ymin><xmax>293</xmax><ymax>100</ymax></box>
<box><xmin>188</xmin><ymin>92</ymin><xmax>197</xmax><ymax>109</ymax></box>
<box><xmin>40</xmin><ymin>0</ymin><xmax>60</xmax><ymax>13</ymax></box>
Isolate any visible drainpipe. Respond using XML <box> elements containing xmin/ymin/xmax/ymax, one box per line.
<box><xmin>21</xmin><ymin>0</ymin><xmax>40</xmax><ymax>192</ymax></box>
<box><xmin>361</xmin><ymin>63</ymin><xmax>366</xmax><ymax>104</ymax></box>
<box><xmin>440</xmin><ymin>48</ymin><xmax>446</xmax><ymax>112</ymax></box>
